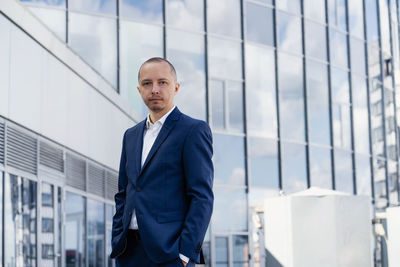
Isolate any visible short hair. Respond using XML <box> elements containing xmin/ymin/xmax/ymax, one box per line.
<box><xmin>138</xmin><ymin>57</ymin><xmax>177</xmax><ymax>82</ymax></box>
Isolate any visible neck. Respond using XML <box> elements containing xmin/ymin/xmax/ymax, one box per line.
<box><xmin>149</xmin><ymin>106</ymin><xmax>174</xmax><ymax>123</ymax></box>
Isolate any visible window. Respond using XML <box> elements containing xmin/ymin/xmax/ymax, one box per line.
<box><xmin>279</xmin><ymin>53</ymin><xmax>305</xmax><ymax>142</ymax></box>
<box><xmin>5</xmin><ymin>174</ymin><xmax>37</xmax><ymax>267</ymax></box>
<box><xmin>120</xmin><ymin>0</ymin><xmax>163</xmax><ymax>23</ymax></box>
<box><xmin>281</xmin><ymin>142</ymin><xmax>308</xmax><ymax>194</ymax></box>
<box><xmin>166</xmin><ymin>0</ymin><xmax>204</xmax><ymax>31</ymax></box>
<box><xmin>210</xmin><ymin>80</ymin><xmax>244</xmax><ymax>132</ymax></box>
<box><xmin>88</xmin><ymin>199</ymin><xmax>105</xmax><ymax>267</ymax></box>
<box><xmin>305</xmin><ymin>20</ymin><xmax>327</xmax><ymax>61</ymax></box>
<box><xmin>334</xmin><ymin>149</ymin><xmax>354</xmax><ymax>193</ymax></box>
<box><xmin>208</xmin><ymin>0</ymin><xmax>241</xmax><ymax>38</ymax></box>
<box><xmin>245</xmin><ymin>2</ymin><xmax>274</xmax><ymax>46</ymax></box>
<box><xmin>277</xmin><ymin>11</ymin><xmax>302</xmax><ymax>54</ymax></box>
<box><xmin>309</xmin><ymin>146</ymin><xmax>332</xmax><ymax>189</ymax></box>
<box><xmin>65</xmin><ymin>192</ymin><xmax>86</xmax><ymax>267</ymax></box>
<box><xmin>245</xmin><ymin>44</ymin><xmax>277</xmax><ymax>137</ymax></box>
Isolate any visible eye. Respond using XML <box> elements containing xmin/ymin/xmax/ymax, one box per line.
<box><xmin>160</xmin><ymin>81</ymin><xmax>168</xmax><ymax>85</ymax></box>
<box><xmin>143</xmin><ymin>81</ymin><xmax>151</xmax><ymax>86</ymax></box>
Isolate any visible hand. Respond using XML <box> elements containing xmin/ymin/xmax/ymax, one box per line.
<box><xmin>181</xmin><ymin>260</ymin><xmax>187</xmax><ymax>267</ymax></box>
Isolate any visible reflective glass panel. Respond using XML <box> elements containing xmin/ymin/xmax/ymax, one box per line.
<box><xmin>213</xmin><ymin>186</ymin><xmax>247</xmax><ymax>232</ymax></box>
<box><xmin>233</xmin><ymin>235</ymin><xmax>249</xmax><ymax>266</ymax></box>
<box><xmin>245</xmin><ymin>45</ymin><xmax>277</xmax><ymax>137</ymax></box>
<box><xmin>387</xmin><ymin>160</ymin><xmax>398</xmax><ymax>204</ymax></box>
<box><xmin>309</xmin><ymin>146</ymin><xmax>332</xmax><ymax>189</ymax></box>
<box><xmin>65</xmin><ymin>192</ymin><xmax>86</xmax><ymax>267</ymax></box>
<box><xmin>69</xmin><ymin>13</ymin><xmax>117</xmax><ymax>87</ymax></box>
<box><xmin>350</xmin><ymin>37</ymin><xmax>366</xmax><ymax>75</ymax></box>
<box><xmin>213</xmin><ymin>134</ymin><xmax>245</xmax><ymax>186</ymax></box>
<box><xmin>384</xmin><ymin>89</ymin><xmax>396</xmax><ymax>160</ymax></box>
<box><xmin>365</xmin><ymin>0</ymin><xmax>379</xmax><ymax>42</ymax></box>
<box><xmin>20</xmin><ymin>0</ymin><xmax>65</xmax><ymax>7</ymax></box>
<box><xmin>276</xmin><ymin>0</ymin><xmax>301</xmax><ymax>14</ymax></box>
<box><xmin>355</xmin><ymin>154</ymin><xmax>372</xmax><ymax>196</ymax></box>
<box><xmin>120</xmin><ymin>21</ymin><xmax>163</xmax><ymax>117</ymax></box>
<box><xmin>348</xmin><ymin>0</ymin><xmax>364</xmax><ymax>38</ymax></box>
<box><xmin>28</xmin><ymin>6</ymin><xmax>66</xmax><ymax>41</ymax></box>
<box><xmin>167</xmin><ymin>0</ymin><xmax>204</xmax><ymax>31</ymax></box>
<box><xmin>106</xmin><ymin>204</ymin><xmax>114</xmax><ymax>267</ymax></box>
<box><xmin>304</xmin><ymin>0</ymin><xmax>326</xmax><ymax>22</ymax></box>
<box><xmin>245</xmin><ymin>2</ymin><xmax>274</xmax><ymax>46</ymax></box>
<box><xmin>277</xmin><ymin>11</ymin><xmax>302</xmax><ymax>54</ymax></box>
<box><xmin>373</xmin><ymin>157</ymin><xmax>387</xmax><ymax>209</ymax></box>
<box><xmin>281</xmin><ymin>142</ymin><xmax>308</xmax><ymax>194</ymax></box>
<box><xmin>248</xmin><ymin>137</ymin><xmax>279</xmax><ymax>188</ymax></box>
<box><xmin>88</xmin><ymin>199</ymin><xmax>105</xmax><ymax>267</ymax></box>
<box><xmin>167</xmin><ymin>29</ymin><xmax>206</xmax><ymax>119</ymax></box>
<box><xmin>333</xmin><ymin>104</ymin><xmax>352</xmax><ymax>149</ymax></box>
<box><xmin>334</xmin><ymin>149</ymin><xmax>354</xmax><ymax>193</ymax></box>
<box><xmin>41</xmin><ymin>182</ymin><xmax>55</xmax><ymax>266</ymax></box>
<box><xmin>120</xmin><ymin>0</ymin><xmax>163</xmax><ymax>23</ymax></box>
<box><xmin>306</xmin><ymin>60</ymin><xmax>330</xmax><ymax>145</ymax></box>
<box><xmin>208</xmin><ymin>37</ymin><xmax>242</xmax><ymax>80</ymax></box>
<box><xmin>69</xmin><ymin>0</ymin><xmax>116</xmax><ymax>15</ymax></box>
<box><xmin>207</xmin><ymin>0</ymin><xmax>241</xmax><ymax>38</ymax></box>
<box><xmin>379</xmin><ymin>0</ymin><xmax>391</xmax><ymax>55</ymax></box>
<box><xmin>331</xmin><ymin>67</ymin><xmax>350</xmax><ymax>104</ymax></box>
<box><xmin>329</xmin><ymin>29</ymin><xmax>349</xmax><ymax>69</ymax></box>
<box><xmin>227</xmin><ymin>81</ymin><xmax>244</xmax><ymax>133</ymax></box>
<box><xmin>210</xmin><ymin>80</ymin><xmax>225</xmax><ymax>130</ymax></box>
<box><xmin>328</xmin><ymin>0</ymin><xmax>347</xmax><ymax>31</ymax></box>
<box><xmin>215</xmin><ymin>236</ymin><xmax>229</xmax><ymax>267</ymax></box>
<box><xmin>305</xmin><ymin>20</ymin><xmax>327</xmax><ymax>61</ymax></box>
<box><xmin>278</xmin><ymin>53</ymin><xmax>305</xmax><ymax>142</ymax></box>
<box><xmin>369</xmin><ymin>81</ymin><xmax>385</xmax><ymax>157</ymax></box>
<box><xmin>352</xmin><ymin>75</ymin><xmax>370</xmax><ymax>154</ymax></box>
<box><xmin>5</xmin><ymin>174</ymin><xmax>37</xmax><ymax>267</ymax></box>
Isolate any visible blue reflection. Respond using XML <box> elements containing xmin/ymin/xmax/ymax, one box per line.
<box><xmin>121</xmin><ymin>0</ymin><xmax>163</xmax><ymax>23</ymax></box>
<box><xmin>213</xmin><ymin>133</ymin><xmax>245</xmax><ymax>186</ymax></box>
<box><xmin>309</xmin><ymin>146</ymin><xmax>332</xmax><ymax>189</ymax></box>
<box><xmin>20</xmin><ymin>0</ymin><xmax>65</xmax><ymax>7</ymax></box>
<box><xmin>281</xmin><ymin>142</ymin><xmax>308</xmax><ymax>194</ymax></box>
<box><xmin>246</xmin><ymin>2</ymin><xmax>274</xmax><ymax>46</ymax></box>
<box><xmin>277</xmin><ymin>11</ymin><xmax>302</xmax><ymax>54</ymax></box>
<box><xmin>334</xmin><ymin>149</ymin><xmax>353</xmax><ymax>194</ymax></box>
<box><xmin>69</xmin><ymin>0</ymin><xmax>116</xmax><ymax>15</ymax></box>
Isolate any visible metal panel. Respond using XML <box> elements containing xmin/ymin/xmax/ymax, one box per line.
<box><xmin>66</xmin><ymin>153</ymin><xmax>86</xmax><ymax>191</ymax></box>
<box><xmin>6</xmin><ymin>126</ymin><xmax>37</xmax><ymax>174</ymax></box>
<box><xmin>106</xmin><ymin>170</ymin><xmax>118</xmax><ymax>200</ymax></box>
<box><xmin>88</xmin><ymin>163</ymin><xmax>105</xmax><ymax>197</ymax></box>
<box><xmin>39</xmin><ymin>141</ymin><xmax>64</xmax><ymax>173</ymax></box>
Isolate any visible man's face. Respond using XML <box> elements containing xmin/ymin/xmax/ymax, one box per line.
<box><xmin>137</xmin><ymin>61</ymin><xmax>179</xmax><ymax>115</ymax></box>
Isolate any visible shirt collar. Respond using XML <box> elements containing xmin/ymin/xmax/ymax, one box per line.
<box><xmin>145</xmin><ymin>106</ymin><xmax>176</xmax><ymax>129</ymax></box>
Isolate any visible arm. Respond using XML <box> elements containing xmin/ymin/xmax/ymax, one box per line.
<box><xmin>111</xmin><ymin>130</ymin><xmax>128</xmax><ymax>248</ymax></box>
<box><xmin>180</xmin><ymin>121</ymin><xmax>214</xmax><ymax>263</ymax></box>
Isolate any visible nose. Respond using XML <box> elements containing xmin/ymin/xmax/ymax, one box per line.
<box><xmin>151</xmin><ymin>84</ymin><xmax>160</xmax><ymax>94</ymax></box>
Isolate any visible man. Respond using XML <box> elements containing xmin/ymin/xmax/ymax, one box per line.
<box><xmin>110</xmin><ymin>57</ymin><xmax>214</xmax><ymax>267</ymax></box>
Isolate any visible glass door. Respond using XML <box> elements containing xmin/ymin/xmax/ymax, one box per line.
<box><xmin>40</xmin><ymin>182</ymin><xmax>63</xmax><ymax>267</ymax></box>
<box><xmin>213</xmin><ymin>234</ymin><xmax>249</xmax><ymax>267</ymax></box>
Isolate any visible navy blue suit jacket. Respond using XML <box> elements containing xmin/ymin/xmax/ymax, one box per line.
<box><xmin>110</xmin><ymin>107</ymin><xmax>214</xmax><ymax>264</ymax></box>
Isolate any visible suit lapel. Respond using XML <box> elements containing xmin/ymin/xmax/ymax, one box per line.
<box><xmin>138</xmin><ymin>107</ymin><xmax>181</xmax><ymax>177</ymax></box>
<box><xmin>135</xmin><ymin>120</ymin><xmax>146</xmax><ymax>177</ymax></box>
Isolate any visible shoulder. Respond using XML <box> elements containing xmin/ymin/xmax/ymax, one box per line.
<box><xmin>179</xmin><ymin>113</ymin><xmax>210</xmax><ymax>133</ymax></box>
<box><xmin>123</xmin><ymin>119</ymin><xmax>145</xmax><ymax>139</ymax></box>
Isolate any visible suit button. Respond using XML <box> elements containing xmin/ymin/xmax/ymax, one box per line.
<box><xmin>136</xmin><ymin>187</ymin><xmax>141</xmax><ymax>192</ymax></box>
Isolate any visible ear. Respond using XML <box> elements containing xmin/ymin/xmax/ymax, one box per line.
<box><xmin>174</xmin><ymin>83</ymin><xmax>180</xmax><ymax>95</ymax></box>
<box><xmin>137</xmin><ymin>85</ymin><xmax>140</xmax><ymax>93</ymax></box>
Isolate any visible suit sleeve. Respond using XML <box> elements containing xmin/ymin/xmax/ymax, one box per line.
<box><xmin>111</xmin><ymin>130</ymin><xmax>128</xmax><ymax>248</ymax></box>
<box><xmin>180</xmin><ymin>121</ymin><xmax>214</xmax><ymax>263</ymax></box>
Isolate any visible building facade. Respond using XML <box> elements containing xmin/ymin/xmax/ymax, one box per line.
<box><xmin>0</xmin><ymin>0</ymin><xmax>400</xmax><ymax>266</ymax></box>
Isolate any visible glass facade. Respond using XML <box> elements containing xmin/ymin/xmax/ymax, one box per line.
<box><xmin>2</xmin><ymin>0</ymin><xmax>400</xmax><ymax>265</ymax></box>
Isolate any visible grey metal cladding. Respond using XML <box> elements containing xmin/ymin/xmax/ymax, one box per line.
<box><xmin>88</xmin><ymin>163</ymin><xmax>105</xmax><ymax>197</ymax></box>
<box><xmin>0</xmin><ymin>123</ymin><xmax>4</xmax><ymax>164</ymax></box>
<box><xmin>6</xmin><ymin>126</ymin><xmax>37</xmax><ymax>175</ymax></box>
<box><xmin>66</xmin><ymin>153</ymin><xmax>86</xmax><ymax>190</ymax></box>
<box><xmin>39</xmin><ymin>141</ymin><xmax>64</xmax><ymax>173</ymax></box>
<box><xmin>106</xmin><ymin>170</ymin><xmax>118</xmax><ymax>200</ymax></box>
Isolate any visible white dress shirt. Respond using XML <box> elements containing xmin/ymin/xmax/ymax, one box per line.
<box><xmin>128</xmin><ymin>106</ymin><xmax>189</xmax><ymax>263</ymax></box>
